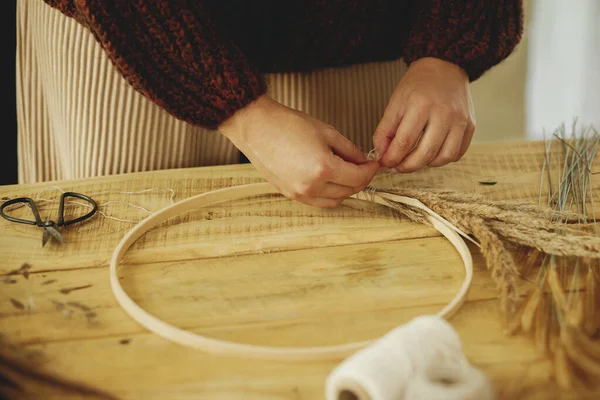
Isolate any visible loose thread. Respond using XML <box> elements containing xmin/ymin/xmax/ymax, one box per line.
<box><xmin>360</xmin><ymin>186</ymin><xmax>378</xmax><ymax>203</ymax></box>
<box><xmin>1</xmin><ymin>186</ymin><xmax>177</xmax><ymax>224</ymax></box>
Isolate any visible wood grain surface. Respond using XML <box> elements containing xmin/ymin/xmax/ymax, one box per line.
<box><xmin>1</xmin><ymin>140</ymin><xmax>599</xmax><ymax>399</ymax></box>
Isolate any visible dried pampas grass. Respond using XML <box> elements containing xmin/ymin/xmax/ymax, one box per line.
<box><xmin>367</xmin><ymin>120</ymin><xmax>600</xmax><ymax>388</ymax></box>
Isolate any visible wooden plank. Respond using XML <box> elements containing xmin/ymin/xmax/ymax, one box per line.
<box><xmin>2</xmin><ymin>237</ymin><xmax>514</xmax><ymax>345</ymax></box>
<box><xmin>0</xmin><ymin>192</ymin><xmax>441</xmax><ymax>272</ymax></box>
<box><xmin>11</xmin><ymin>298</ymin><xmax>589</xmax><ymax>400</ymax></box>
<box><xmin>1</xmin><ymin>140</ymin><xmax>598</xmax><ymax>399</ymax></box>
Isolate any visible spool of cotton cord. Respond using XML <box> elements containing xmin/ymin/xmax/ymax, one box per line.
<box><xmin>325</xmin><ymin>315</ymin><xmax>495</xmax><ymax>400</ymax></box>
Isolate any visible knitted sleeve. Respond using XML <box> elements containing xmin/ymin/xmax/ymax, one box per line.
<box><xmin>42</xmin><ymin>0</ymin><xmax>267</xmax><ymax>129</ymax></box>
<box><xmin>402</xmin><ymin>0</ymin><xmax>524</xmax><ymax>82</ymax></box>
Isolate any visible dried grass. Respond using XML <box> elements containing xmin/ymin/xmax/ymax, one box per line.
<box><xmin>367</xmin><ymin>120</ymin><xmax>600</xmax><ymax>389</ymax></box>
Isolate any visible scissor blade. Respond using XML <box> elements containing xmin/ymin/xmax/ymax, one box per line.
<box><xmin>43</xmin><ymin>226</ymin><xmax>63</xmax><ymax>246</ymax></box>
<box><xmin>42</xmin><ymin>229</ymin><xmax>51</xmax><ymax>247</ymax></box>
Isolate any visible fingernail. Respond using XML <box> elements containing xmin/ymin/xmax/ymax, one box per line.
<box><xmin>367</xmin><ymin>149</ymin><xmax>380</xmax><ymax>161</ymax></box>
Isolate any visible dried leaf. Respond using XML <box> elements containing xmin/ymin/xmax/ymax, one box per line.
<box><xmin>566</xmin><ymin>323</ymin><xmax>600</xmax><ymax>361</ymax></box>
<box><xmin>60</xmin><ymin>284</ymin><xmax>92</xmax><ymax>294</ymax></box>
<box><xmin>19</xmin><ymin>263</ymin><xmax>31</xmax><ymax>272</ymax></box>
<box><xmin>547</xmin><ymin>267</ymin><xmax>567</xmax><ymax>312</ymax></box>
<box><xmin>566</xmin><ymin>295</ymin><xmax>585</xmax><ymax>329</ymax></box>
<box><xmin>554</xmin><ymin>344</ymin><xmax>573</xmax><ymax>390</ymax></box>
<box><xmin>561</xmin><ymin>326</ymin><xmax>600</xmax><ymax>377</ymax></box>
<box><xmin>585</xmin><ymin>268</ymin><xmax>598</xmax><ymax>336</ymax></box>
<box><xmin>9</xmin><ymin>298</ymin><xmax>25</xmax><ymax>310</ymax></box>
<box><xmin>536</xmin><ymin>293</ymin><xmax>550</xmax><ymax>354</ymax></box>
<box><xmin>66</xmin><ymin>301</ymin><xmax>91</xmax><ymax>311</ymax></box>
<box><xmin>521</xmin><ymin>287</ymin><xmax>542</xmax><ymax>333</ymax></box>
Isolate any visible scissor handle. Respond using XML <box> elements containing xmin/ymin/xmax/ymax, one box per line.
<box><xmin>0</xmin><ymin>197</ymin><xmax>44</xmax><ymax>226</ymax></box>
<box><xmin>57</xmin><ymin>192</ymin><xmax>98</xmax><ymax>226</ymax></box>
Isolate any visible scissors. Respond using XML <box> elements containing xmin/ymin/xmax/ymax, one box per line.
<box><xmin>0</xmin><ymin>192</ymin><xmax>98</xmax><ymax>246</ymax></box>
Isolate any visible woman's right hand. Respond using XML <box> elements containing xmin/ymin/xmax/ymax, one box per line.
<box><xmin>219</xmin><ymin>95</ymin><xmax>379</xmax><ymax>208</ymax></box>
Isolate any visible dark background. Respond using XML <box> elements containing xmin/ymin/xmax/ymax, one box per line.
<box><xmin>2</xmin><ymin>1</ymin><xmax>17</xmax><ymax>185</ymax></box>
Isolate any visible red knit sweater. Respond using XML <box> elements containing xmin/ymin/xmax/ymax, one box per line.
<box><xmin>43</xmin><ymin>1</ymin><xmax>523</xmax><ymax>129</ymax></box>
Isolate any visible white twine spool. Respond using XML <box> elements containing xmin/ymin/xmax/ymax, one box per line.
<box><xmin>325</xmin><ymin>315</ymin><xmax>495</xmax><ymax>400</ymax></box>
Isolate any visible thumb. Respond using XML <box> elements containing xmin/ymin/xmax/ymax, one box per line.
<box><xmin>356</xmin><ymin>160</ymin><xmax>380</xmax><ymax>190</ymax></box>
<box><xmin>360</xmin><ymin>159</ymin><xmax>380</xmax><ymax>177</ymax></box>
<box><xmin>327</xmin><ymin>130</ymin><xmax>368</xmax><ymax>164</ymax></box>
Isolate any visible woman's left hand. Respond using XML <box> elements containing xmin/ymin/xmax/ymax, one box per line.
<box><xmin>373</xmin><ymin>57</ymin><xmax>476</xmax><ymax>172</ymax></box>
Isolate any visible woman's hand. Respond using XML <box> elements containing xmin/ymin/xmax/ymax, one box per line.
<box><xmin>220</xmin><ymin>95</ymin><xmax>379</xmax><ymax>208</ymax></box>
<box><xmin>373</xmin><ymin>57</ymin><xmax>476</xmax><ymax>172</ymax></box>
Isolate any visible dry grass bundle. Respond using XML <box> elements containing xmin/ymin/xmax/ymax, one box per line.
<box><xmin>514</xmin><ymin>123</ymin><xmax>600</xmax><ymax>390</ymax></box>
<box><xmin>368</xmin><ymin>121</ymin><xmax>600</xmax><ymax>388</ymax></box>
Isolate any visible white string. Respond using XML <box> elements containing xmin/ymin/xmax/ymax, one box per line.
<box><xmin>325</xmin><ymin>316</ymin><xmax>494</xmax><ymax>400</ymax></box>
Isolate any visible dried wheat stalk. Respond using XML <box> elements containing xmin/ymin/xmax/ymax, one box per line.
<box><xmin>368</xmin><ymin>121</ymin><xmax>600</xmax><ymax>389</ymax></box>
<box><xmin>521</xmin><ymin>122</ymin><xmax>600</xmax><ymax>389</ymax></box>
<box><xmin>374</xmin><ymin>182</ymin><xmax>600</xmax><ymax>316</ymax></box>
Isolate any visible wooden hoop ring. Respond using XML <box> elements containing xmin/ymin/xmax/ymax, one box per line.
<box><xmin>110</xmin><ymin>182</ymin><xmax>473</xmax><ymax>361</ymax></box>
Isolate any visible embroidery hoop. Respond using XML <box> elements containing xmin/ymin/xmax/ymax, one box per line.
<box><xmin>109</xmin><ymin>182</ymin><xmax>473</xmax><ymax>361</ymax></box>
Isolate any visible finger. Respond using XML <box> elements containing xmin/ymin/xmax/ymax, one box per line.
<box><xmin>396</xmin><ymin>116</ymin><xmax>449</xmax><ymax>173</ymax></box>
<box><xmin>319</xmin><ymin>182</ymin><xmax>359</xmax><ymax>199</ymax></box>
<box><xmin>296</xmin><ymin>195</ymin><xmax>342</xmax><ymax>209</ymax></box>
<box><xmin>372</xmin><ymin>103</ymin><xmax>404</xmax><ymax>157</ymax></box>
<box><xmin>329</xmin><ymin>158</ymin><xmax>379</xmax><ymax>188</ymax></box>
<box><xmin>428</xmin><ymin>124</ymin><xmax>466</xmax><ymax>167</ymax></box>
<box><xmin>379</xmin><ymin>106</ymin><xmax>428</xmax><ymax>168</ymax></box>
<box><xmin>457</xmin><ymin>121</ymin><xmax>476</xmax><ymax>160</ymax></box>
<box><xmin>326</xmin><ymin>129</ymin><xmax>368</xmax><ymax>164</ymax></box>
<box><xmin>280</xmin><ymin>187</ymin><xmax>342</xmax><ymax>208</ymax></box>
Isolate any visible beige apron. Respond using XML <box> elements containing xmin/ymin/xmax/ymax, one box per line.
<box><xmin>17</xmin><ymin>0</ymin><xmax>407</xmax><ymax>183</ymax></box>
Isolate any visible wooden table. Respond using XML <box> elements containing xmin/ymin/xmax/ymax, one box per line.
<box><xmin>1</xmin><ymin>140</ymin><xmax>598</xmax><ymax>399</ymax></box>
